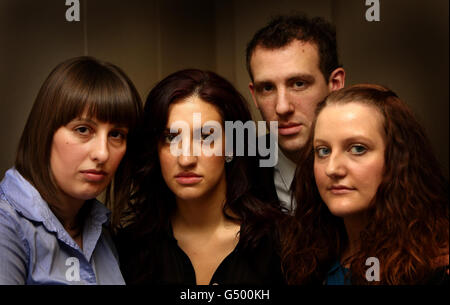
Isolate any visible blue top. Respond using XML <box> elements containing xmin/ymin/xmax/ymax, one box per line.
<box><xmin>0</xmin><ymin>168</ymin><xmax>125</xmax><ymax>285</ymax></box>
<box><xmin>325</xmin><ymin>260</ymin><xmax>351</xmax><ymax>285</ymax></box>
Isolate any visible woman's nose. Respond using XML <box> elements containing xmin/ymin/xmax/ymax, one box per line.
<box><xmin>89</xmin><ymin>133</ymin><xmax>109</xmax><ymax>164</ymax></box>
<box><xmin>325</xmin><ymin>152</ymin><xmax>347</xmax><ymax>178</ymax></box>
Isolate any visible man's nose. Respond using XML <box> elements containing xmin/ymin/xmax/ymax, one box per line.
<box><xmin>275</xmin><ymin>88</ymin><xmax>294</xmax><ymax>116</ymax></box>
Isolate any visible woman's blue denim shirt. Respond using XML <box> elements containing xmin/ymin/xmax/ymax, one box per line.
<box><xmin>0</xmin><ymin>168</ymin><xmax>125</xmax><ymax>285</ymax></box>
<box><xmin>325</xmin><ymin>260</ymin><xmax>351</xmax><ymax>285</ymax></box>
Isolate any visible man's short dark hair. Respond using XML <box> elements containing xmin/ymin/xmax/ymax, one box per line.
<box><xmin>246</xmin><ymin>13</ymin><xmax>341</xmax><ymax>82</ymax></box>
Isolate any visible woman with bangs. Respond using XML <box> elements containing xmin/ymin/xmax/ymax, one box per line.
<box><xmin>280</xmin><ymin>84</ymin><xmax>449</xmax><ymax>285</ymax></box>
<box><xmin>0</xmin><ymin>56</ymin><xmax>143</xmax><ymax>284</ymax></box>
<box><xmin>115</xmin><ymin>69</ymin><xmax>285</xmax><ymax>285</ymax></box>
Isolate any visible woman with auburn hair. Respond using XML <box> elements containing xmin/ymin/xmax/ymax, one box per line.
<box><xmin>281</xmin><ymin>84</ymin><xmax>449</xmax><ymax>285</ymax></box>
<box><xmin>0</xmin><ymin>56</ymin><xmax>143</xmax><ymax>284</ymax></box>
<box><xmin>115</xmin><ymin>69</ymin><xmax>285</xmax><ymax>285</ymax></box>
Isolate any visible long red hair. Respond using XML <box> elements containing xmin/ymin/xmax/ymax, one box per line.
<box><xmin>281</xmin><ymin>84</ymin><xmax>449</xmax><ymax>284</ymax></box>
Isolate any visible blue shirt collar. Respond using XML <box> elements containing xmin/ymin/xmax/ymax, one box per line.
<box><xmin>1</xmin><ymin>168</ymin><xmax>110</xmax><ymax>245</ymax></box>
<box><xmin>326</xmin><ymin>260</ymin><xmax>351</xmax><ymax>285</ymax></box>
<box><xmin>327</xmin><ymin>260</ymin><xmax>343</xmax><ymax>275</ymax></box>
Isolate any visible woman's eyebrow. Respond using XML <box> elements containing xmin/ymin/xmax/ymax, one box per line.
<box><xmin>313</xmin><ymin>138</ymin><xmax>329</xmax><ymax>145</ymax></box>
<box><xmin>201</xmin><ymin>124</ymin><xmax>219</xmax><ymax>131</ymax></box>
<box><xmin>111</xmin><ymin>123</ymin><xmax>129</xmax><ymax>129</ymax></box>
<box><xmin>163</xmin><ymin>128</ymin><xmax>177</xmax><ymax>133</ymax></box>
<box><xmin>77</xmin><ymin>117</ymin><xmax>130</xmax><ymax>129</ymax></box>
<box><xmin>342</xmin><ymin>136</ymin><xmax>374</xmax><ymax>146</ymax></box>
<box><xmin>75</xmin><ymin>117</ymin><xmax>98</xmax><ymax>125</ymax></box>
<box><xmin>314</xmin><ymin>136</ymin><xmax>374</xmax><ymax>146</ymax></box>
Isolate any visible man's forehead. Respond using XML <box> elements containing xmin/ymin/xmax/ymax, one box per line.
<box><xmin>250</xmin><ymin>40</ymin><xmax>320</xmax><ymax>81</ymax></box>
<box><xmin>255</xmin><ymin>39</ymin><xmax>318</xmax><ymax>53</ymax></box>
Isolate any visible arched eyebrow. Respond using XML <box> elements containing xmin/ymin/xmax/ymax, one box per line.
<box><xmin>202</xmin><ymin>123</ymin><xmax>222</xmax><ymax>130</ymax></box>
<box><xmin>313</xmin><ymin>138</ymin><xmax>329</xmax><ymax>146</ymax></box>
<box><xmin>314</xmin><ymin>136</ymin><xmax>375</xmax><ymax>147</ymax></box>
<box><xmin>341</xmin><ymin>136</ymin><xmax>374</xmax><ymax>147</ymax></box>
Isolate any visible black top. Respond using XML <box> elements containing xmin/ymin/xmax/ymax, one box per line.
<box><xmin>115</xmin><ymin>224</ymin><xmax>285</xmax><ymax>285</ymax></box>
<box><xmin>426</xmin><ymin>265</ymin><xmax>449</xmax><ymax>285</ymax></box>
<box><xmin>252</xmin><ymin>134</ymin><xmax>279</xmax><ymax>204</ymax></box>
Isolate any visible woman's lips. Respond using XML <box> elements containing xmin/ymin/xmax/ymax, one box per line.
<box><xmin>80</xmin><ymin>170</ymin><xmax>107</xmax><ymax>182</ymax></box>
<box><xmin>328</xmin><ymin>186</ymin><xmax>355</xmax><ymax>195</ymax></box>
<box><xmin>175</xmin><ymin>173</ymin><xmax>203</xmax><ymax>185</ymax></box>
<box><xmin>278</xmin><ymin>124</ymin><xmax>303</xmax><ymax>136</ymax></box>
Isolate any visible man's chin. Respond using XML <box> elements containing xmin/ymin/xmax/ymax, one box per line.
<box><xmin>278</xmin><ymin>138</ymin><xmax>308</xmax><ymax>161</ymax></box>
<box><xmin>279</xmin><ymin>138</ymin><xmax>307</xmax><ymax>152</ymax></box>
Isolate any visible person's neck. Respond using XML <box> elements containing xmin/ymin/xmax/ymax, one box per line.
<box><xmin>341</xmin><ymin>213</ymin><xmax>368</xmax><ymax>265</ymax></box>
<box><xmin>172</xmin><ymin>178</ymin><xmax>230</xmax><ymax>233</ymax></box>
<box><xmin>50</xmin><ymin>193</ymin><xmax>86</xmax><ymax>240</ymax></box>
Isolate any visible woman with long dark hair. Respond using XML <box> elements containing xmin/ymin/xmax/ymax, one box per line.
<box><xmin>281</xmin><ymin>84</ymin><xmax>449</xmax><ymax>285</ymax></box>
<box><xmin>115</xmin><ymin>69</ymin><xmax>285</xmax><ymax>285</ymax></box>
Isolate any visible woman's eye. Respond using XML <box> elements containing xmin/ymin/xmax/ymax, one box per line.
<box><xmin>201</xmin><ymin>133</ymin><xmax>211</xmax><ymax>141</ymax></box>
<box><xmin>164</xmin><ymin>133</ymin><xmax>177</xmax><ymax>143</ymax></box>
<box><xmin>350</xmin><ymin>144</ymin><xmax>367</xmax><ymax>155</ymax></box>
<box><xmin>75</xmin><ymin>126</ymin><xmax>91</xmax><ymax>136</ymax></box>
<box><xmin>315</xmin><ymin>146</ymin><xmax>330</xmax><ymax>158</ymax></box>
<box><xmin>110</xmin><ymin>130</ymin><xmax>127</xmax><ymax>141</ymax></box>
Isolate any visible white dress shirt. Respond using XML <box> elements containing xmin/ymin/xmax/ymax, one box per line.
<box><xmin>273</xmin><ymin>148</ymin><xmax>297</xmax><ymax>213</ymax></box>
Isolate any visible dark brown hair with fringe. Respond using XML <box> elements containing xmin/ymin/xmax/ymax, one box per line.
<box><xmin>15</xmin><ymin>56</ymin><xmax>142</xmax><ymax>226</ymax></box>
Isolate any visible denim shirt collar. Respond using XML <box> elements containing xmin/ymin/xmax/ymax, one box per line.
<box><xmin>1</xmin><ymin>168</ymin><xmax>110</xmax><ymax>252</ymax></box>
<box><xmin>327</xmin><ymin>260</ymin><xmax>343</xmax><ymax>275</ymax></box>
<box><xmin>325</xmin><ymin>260</ymin><xmax>351</xmax><ymax>285</ymax></box>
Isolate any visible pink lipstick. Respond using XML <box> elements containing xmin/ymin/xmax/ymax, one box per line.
<box><xmin>175</xmin><ymin>172</ymin><xmax>203</xmax><ymax>185</ymax></box>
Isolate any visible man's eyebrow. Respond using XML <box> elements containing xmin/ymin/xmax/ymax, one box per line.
<box><xmin>286</xmin><ymin>74</ymin><xmax>315</xmax><ymax>83</ymax></box>
<box><xmin>253</xmin><ymin>80</ymin><xmax>274</xmax><ymax>86</ymax></box>
<box><xmin>254</xmin><ymin>73</ymin><xmax>315</xmax><ymax>85</ymax></box>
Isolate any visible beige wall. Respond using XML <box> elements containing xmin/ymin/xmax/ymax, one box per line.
<box><xmin>1</xmin><ymin>0</ymin><xmax>448</xmax><ymax>177</ymax></box>
<box><xmin>335</xmin><ymin>0</ymin><xmax>449</xmax><ymax>176</ymax></box>
<box><xmin>1</xmin><ymin>0</ymin><xmax>85</xmax><ymax>177</ymax></box>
